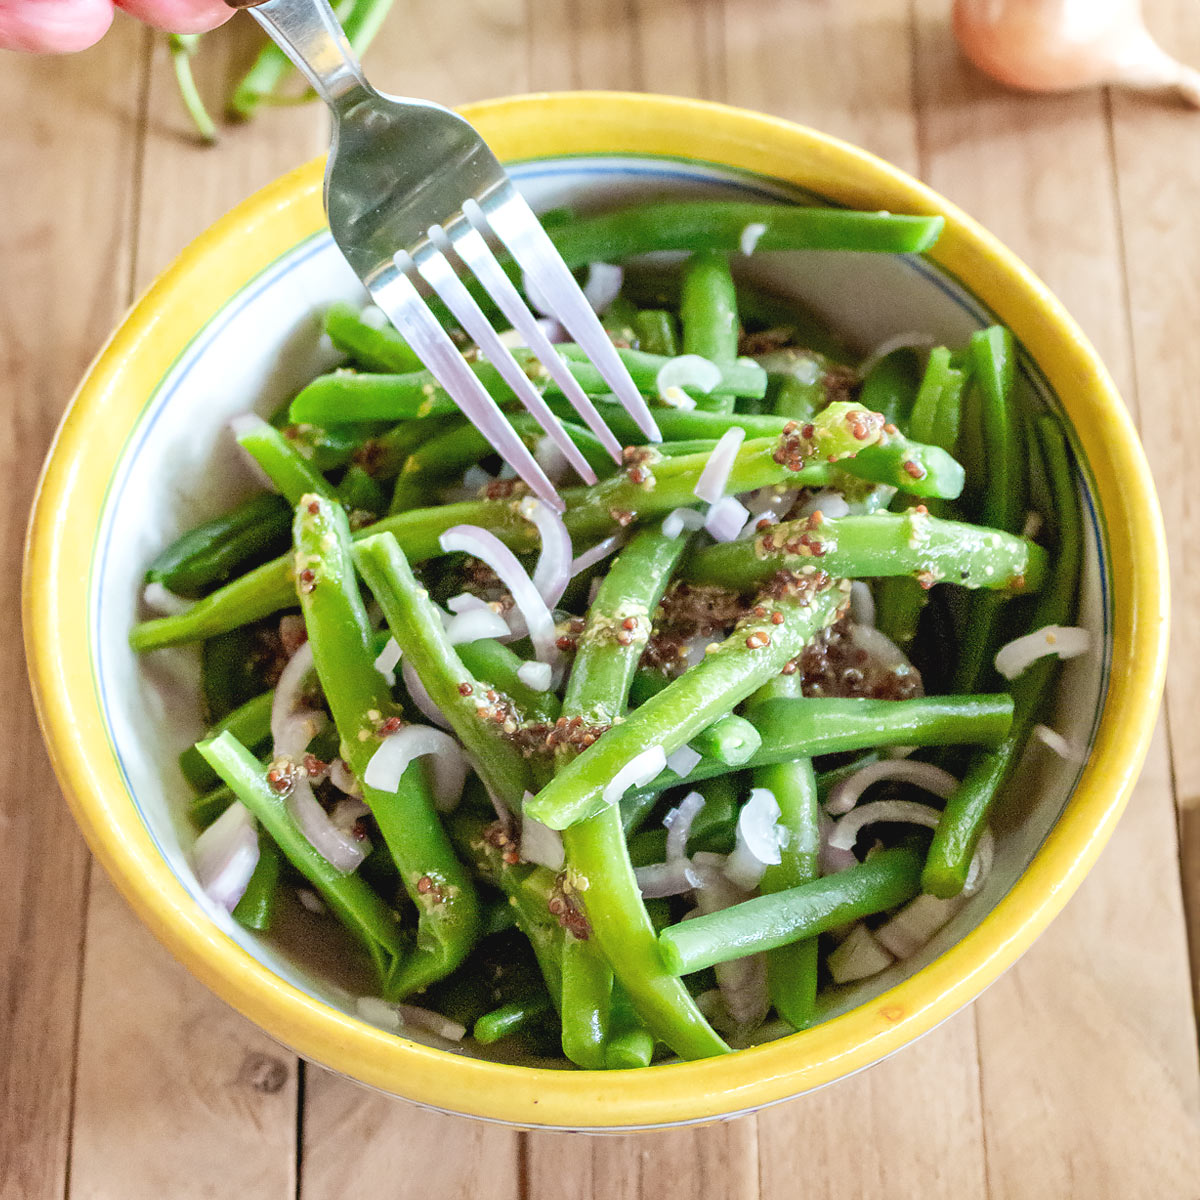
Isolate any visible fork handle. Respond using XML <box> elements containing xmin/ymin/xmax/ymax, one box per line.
<box><xmin>225</xmin><ymin>0</ymin><xmax>368</xmax><ymax>109</ymax></box>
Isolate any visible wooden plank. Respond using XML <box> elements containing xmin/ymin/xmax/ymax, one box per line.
<box><xmin>301</xmin><ymin>1072</ymin><xmax>521</xmax><ymax>1200</ymax></box>
<box><xmin>719</xmin><ymin>0</ymin><xmax>921</xmax><ymax>174</ymax></box>
<box><xmin>526</xmin><ymin>1118</ymin><xmax>758</xmax><ymax>1200</ymax></box>
<box><xmin>1107</xmin><ymin>0</ymin><xmax>1200</xmax><ymax>1009</ymax></box>
<box><xmin>913</xmin><ymin>2</ymin><xmax>1200</xmax><ymax>1194</ymax></box>
<box><xmin>0</xmin><ymin>25</ymin><xmax>144</xmax><ymax>1200</ymax></box>
<box><xmin>757</xmin><ymin>1010</ymin><xmax>986</xmax><ymax>1200</ymax></box>
<box><xmin>66</xmin><ymin>24</ymin><xmax>323</xmax><ymax>1200</ymax></box>
<box><xmin>68</xmin><ymin>877</ymin><xmax>299</xmax><ymax>1200</ymax></box>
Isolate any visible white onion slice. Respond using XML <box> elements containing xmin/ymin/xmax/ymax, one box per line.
<box><xmin>797</xmin><ymin>489</ymin><xmax>851</xmax><ymax>520</ymax></box>
<box><xmin>661</xmin><ymin>385</ymin><xmax>697</xmax><ymax>410</ymax></box>
<box><xmin>364</xmin><ymin>725</ymin><xmax>468</xmax><ymax>811</ymax></box>
<box><xmin>359</xmin><ymin>304</ymin><xmax>387</xmax><ymax>329</ymax></box>
<box><xmin>825</xmin><ymin>759</ymin><xmax>957</xmax><ymax>817</ymax></box>
<box><xmin>827</xmin><ymin>924</ymin><xmax>895</xmax><ymax>983</ymax></box>
<box><xmin>739</xmin><ymin>221</ymin><xmax>768</xmax><ymax>255</ymax></box>
<box><xmin>355</xmin><ymin>997</ymin><xmax>466</xmax><ymax>1042</ymax></box>
<box><xmin>142</xmin><ymin>581</ymin><xmax>192</xmax><ymax>616</ymax></box>
<box><xmin>519</xmin><ymin>496</ymin><xmax>573</xmax><ymax>609</ymax></box>
<box><xmin>520</xmin><ymin>812</ymin><xmax>565</xmax><ymax>870</ymax></box>
<box><xmin>517</xmin><ymin>660</ymin><xmax>552</xmax><ymax>692</ymax></box>
<box><xmin>662</xmin><ymin>507</ymin><xmax>706</xmax><ymax>539</ymax></box>
<box><xmin>694</xmin><ymin>427</ymin><xmax>746</xmax><ymax>503</ymax></box>
<box><xmin>286</xmin><ymin>772</ymin><xmax>368</xmax><ymax>871</ymax></box>
<box><xmin>818</xmin><ymin>811</ymin><xmax>859</xmax><ymax>875</ymax></box>
<box><xmin>445</xmin><ymin>606</ymin><xmax>511</xmax><ymax>646</ymax></box>
<box><xmin>1022</xmin><ymin>511</ymin><xmax>1043</xmax><ymax>540</ymax></box>
<box><xmin>849</xmin><ymin>581</ymin><xmax>876</xmax><ymax>627</ymax></box>
<box><xmin>374</xmin><ymin>637</ymin><xmax>401</xmax><ymax>686</ymax></box>
<box><xmin>296</xmin><ymin>887</ymin><xmax>327</xmax><ymax>914</ymax></box>
<box><xmin>193</xmin><ymin>802</ymin><xmax>260</xmax><ymax>912</ymax></box>
<box><xmin>446</xmin><ymin>592</ymin><xmax>492</xmax><ymax>615</ymax></box>
<box><xmin>994</xmin><ymin>625</ymin><xmax>1091</xmax><ymax>681</ymax></box>
<box><xmin>636</xmin><ymin>859</ymin><xmax>702</xmax><ymax>898</ymax></box>
<box><xmin>665</xmin><ymin>791</ymin><xmax>706</xmax><ymax>861</ymax></box>
<box><xmin>657</xmin><ymin>354</ymin><xmax>723</xmax><ymax>404</ymax></box>
<box><xmin>704</xmin><ymin>495</ymin><xmax>750</xmax><ymax>543</ymax></box>
<box><xmin>828</xmin><ymin>799</ymin><xmax>942</xmax><ymax>851</ymax></box>
<box><xmin>329</xmin><ymin>796</ymin><xmax>370</xmax><ymax>839</ymax></box>
<box><xmin>724</xmin><ymin>787</ymin><xmax>783</xmax><ymax>890</ymax></box>
<box><xmin>329</xmin><ymin>759</ymin><xmax>360</xmax><ymax>796</ymax></box>
<box><xmin>570</xmin><ymin>533</ymin><xmax>624</xmax><ymax>577</ymax></box>
<box><xmin>857</xmin><ymin>331</ymin><xmax>937</xmax><ymax>381</ymax></box>
<box><xmin>582</xmin><ymin>262</ymin><xmax>624</xmax><ymax>315</ymax></box>
<box><xmin>692</xmin><ymin>853</ymin><xmax>769</xmax><ymax>1028</ymax></box>
<box><xmin>601</xmin><ymin>745</ymin><xmax>668</xmax><ymax>806</ymax></box>
<box><xmin>271</xmin><ymin>642</ymin><xmax>316</xmax><ymax>748</ymax></box>
<box><xmin>402</xmin><ymin>660</ymin><xmax>452</xmax><ymax>730</ymax></box>
<box><xmin>533</xmin><ymin>435</ymin><xmax>571</xmax><ymax>484</ymax></box>
<box><xmin>875</xmin><ymin>892</ymin><xmax>965</xmax><ymax>959</ymax></box>
<box><xmin>666</xmin><ymin>744</ymin><xmax>702</xmax><ymax>778</ymax></box>
<box><xmin>440</xmin><ymin>524</ymin><xmax>557</xmax><ymax>664</ymax></box>
<box><xmin>1033</xmin><ymin>723</ymin><xmax>1084</xmax><ymax>763</ymax></box>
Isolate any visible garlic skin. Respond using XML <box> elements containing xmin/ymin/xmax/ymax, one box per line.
<box><xmin>953</xmin><ymin>0</ymin><xmax>1200</xmax><ymax>107</ymax></box>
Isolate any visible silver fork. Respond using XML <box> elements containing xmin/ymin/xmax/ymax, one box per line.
<box><xmin>227</xmin><ymin>0</ymin><xmax>661</xmax><ymax>511</ymax></box>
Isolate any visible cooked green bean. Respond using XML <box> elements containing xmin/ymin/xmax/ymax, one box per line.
<box><xmin>659</xmin><ymin>847</ymin><xmax>924</xmax><ymax>975</ymax></box>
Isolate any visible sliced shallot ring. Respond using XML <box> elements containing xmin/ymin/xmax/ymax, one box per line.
<box><xmin>656</xmin><ymin>354</ymin><xmax>723</xmax><ymax>404</ymax></box>
<box><xmin>825</xmin><ymin>759</ymin><xmax>958</xmax><ymax>816</ymax></box>
<box><xmin>694</xmin><ymin>427</ymin><xmax>746</xmax><ymax>503</ymax></box>
<box><xmin>601</xmin><ymin>746</ymin><xmax>667</xmax><ymax>806</ymax></box>
<box><xmin>363</xmin><ymin>725</ymin><xmax>468</xmax><ymax>811</ymax></box>
<box><xmin>519</xmin><ymin>495</ymin><xmax>573</xmax><ymax>609</ymax></box>
<box><xmin>994</xmin><ymin>624</ymin><xmax>1091</xmax><ymax>681</ymax></box>
<box><xmin>440</xmin><ymin>524</ymin><xmax>558</xmax><ymax>664</ymax></box>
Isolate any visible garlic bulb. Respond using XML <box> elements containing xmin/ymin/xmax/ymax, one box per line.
<box><xmin>953</xmin><ymin>0</ymin><xmax>1200</xmax><ymax>107</ymax></box>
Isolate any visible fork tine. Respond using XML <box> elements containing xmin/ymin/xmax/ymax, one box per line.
<box><xmin>467</xmin><ymin>193</ymin><xmax>663</xmax><ymax>444</ymax></box>
<box><xmin>416</xmin><ymin>228</ymin><xmax>598</xmax><ymax>486</ymax></box>
<box><xmin>374</xmin><ymin>262</ymin><xmax>565</xmax><ymax>512</ymax></box>
<box><xmin>451</xmin><ymin>207</ymin><xmax>623</xmax><ymax>464</ymax></box>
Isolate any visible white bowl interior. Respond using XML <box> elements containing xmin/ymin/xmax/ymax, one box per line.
<box><xmin>91</xmin><ymin>155</ymin><xmax>1110</xmax><ymax>1057</ymax></box>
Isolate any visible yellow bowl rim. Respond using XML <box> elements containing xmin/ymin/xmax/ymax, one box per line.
<box><xmin>24</xmin><ymin>91</ymin><xmax>1168</xmax><ymax>1130</ymax></box>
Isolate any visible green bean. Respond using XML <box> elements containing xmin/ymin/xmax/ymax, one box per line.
<box><xmin>560</xmin><ymin>935</ymin><xmax>614</xmax><ymax>1069</ymax></box>
<box><xmin>198</xmin><ymin>732</ymin><xmax>407</xmax><ymax>988</ymax></box>
<box><xmin>353</xmin><ymin>417</ymin><xmax>462</xmax><ymax>480</ymax></box>
<box><xmin>680</xmin><ymin>251</ymin><xmax>739</xmax><ymax>403</ymax></box>
<box><xmin>624</xmin><ymin>694</ymin><xmax>1014</xmax><ymax>805</ymax></box>
<box><xmin>474</xmin><ymin>995</ymin><xmax>553</xmax><ymax>1045</ymax></box>
<box><xmin>952</xmin><ymin>327</ymin><xmax>1024</xmax><ymax>694</ymax></box>
<box><xmin>604</xmin><ymin>988</ymin><xmax>657</xmax><ymax>1069</ymax></box>
<box><xmin>324</xmin><ymin>301</ymin><xmax>423</xmax><ymax>374</ymax></box>
<box><xmin>144</xmin><ymin>491</ymin><xmax>291</xmax><ymax>598</ymax></box>
<box><xmin>201</xmin><ymin>625</ymin><xmax>270</xmax><ymax>721</ymax></box>
<box><xmin>549</xmin><ymin>202</ymin><xmax>945</xmax><ymax>263</ymax></box>
<box><xmin>553</xmin><ymin>400</ymin><xmax>966</xmax><ymax>499</ymax></box>
<box><xmin>167</xmin><ymin>34</ymin><xmax>215</xmax><ymax>143</ymax></box>
<box><xmin>338</xmin><ymin>464</ymin><xmax>386</xmax><ymax>517</ymax></box>
<box><xmin>290</xmin><ymin>346</ymin><xmax>766</xmax><ymax>427</ymax></box>
<box><xmin>295</xmin><ymin>496</ymin><xmax>480</xmax><ymax>996</ymax></box>
<box><xmin>633</xmin><ymin>309</ymin><xmax>679</xmax><ymax>356</ymax></box>
<box><xmin>231</xmin><ymin>830</ymin><xmax>282</xmax><ymax>932</ymax></box>
<box><xmin>190</xmin><ymin>781</ymin><xmax>235</xmax><ymax>827</ymax></box>
<box><xmin>758</xmin><ymin>349</ymin><xmax>836</xmax><ymax>423</ymax></box>
<box><xmin>923</xmin><ymin>416</ymin><xmax>1080</xmax><ymax>897</ymax></box>
<box><xmin>352</xmin><ymin>532</ymin><xmax>532</xmax><ymax>807</ymax></box>
<box><xmin>557</xmin><ymin>527</ymin><xmax>725</xmax><ymax>1060</ymax></box>
<box><xmin>860</xmin><ymin>347</ymin><xmax>922</xmax><ymax>429</ymax></box>
<box><xmin>689</xmin><ymin>713</ymin><xmax>761</xmax><ymax>765</ymax></box>
<box><xmin>683</xmin><ymin>511</ymin><xmax>1045</xmax><ymax>593</ymax></box>
<box><xmin>451</xmin><ymin>812</ymin><xmax>565</xmax><ymax>1004</ymax></box>
<box><xmin>235</xmin><ymin>417</ymin><xmax>336</xmax><ymax>505</ymax></box>
<box><xmin>456</xmin><ymin>638</ymin><xmax>562</xmax><ymax>725</ymax></box>
<box><xmin>601</xmin><ymin>295</ymin><xmax>640</xmax><ymax>346</ymax></box>
<box><xmin>658</xmin><ymin>846</ymin><xmax>924</xmax><ymax>975</ymax></box>
<box><xmin>180</xmin><ymin>690</ymin><xmax>273</xmax><ymax>793</ymax></box>
<box><xmin>527</xmin><ymin>576</ymin><xmax>847</xmax><ymax>831</ymax></box>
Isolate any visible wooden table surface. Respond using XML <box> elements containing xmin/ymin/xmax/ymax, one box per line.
<box><xmin>5</xmin><ymin>2</ymin><xmax>1200</xmax><ymax>1196</ymax></box>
